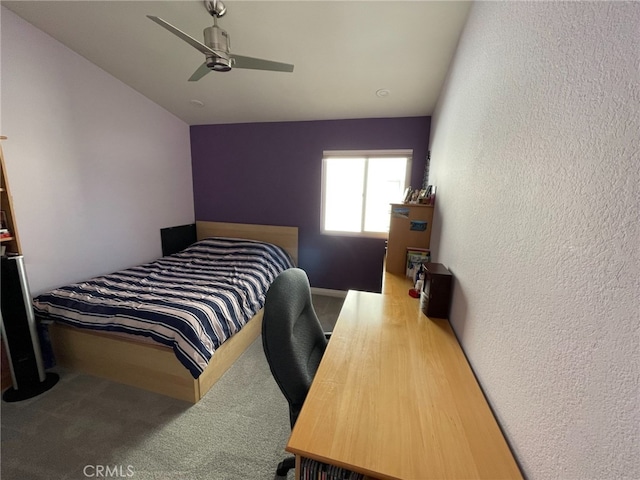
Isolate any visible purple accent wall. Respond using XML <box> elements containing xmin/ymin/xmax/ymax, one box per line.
<box><xmin>190</xmin><ymin>116</ymin><xmax>430</xmax><ymax>292</ymax></box>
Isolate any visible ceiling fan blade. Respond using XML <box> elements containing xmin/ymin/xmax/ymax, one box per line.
<box><xmin>147</xmin><ymin>15</ymin><xmax>217</xmax><ymax>57</ymax></box>
<box><xmin>231</xmin><ymin>54</ymin><xmax>294</xmax><ymax>73</ymax></box>
<box><xmin>189</xmin><ymin>62</ymin><xmax>212</xmax><ymax>82</ymax></box>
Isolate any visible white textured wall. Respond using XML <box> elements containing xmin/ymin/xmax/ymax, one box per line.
<box><xmin>1</xmin><ymin>8</ymin><xmax>194</xmax><ymax>294</ymax></box>
<box><xmin>429</xmin><ymin>2</ymin><xmax>639</xmax><ymax>479</ymax></box>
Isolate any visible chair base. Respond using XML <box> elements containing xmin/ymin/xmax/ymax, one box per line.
<box><xmin>276</xmin><ymin>455</ymin><xmax>296</xmax><ymax>477</ymax></box>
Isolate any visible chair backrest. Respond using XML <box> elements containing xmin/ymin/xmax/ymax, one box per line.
<box><xmin>262</xmin><ymin>268</ymin><xmax>328</xmax><ymax>428</ymax></box>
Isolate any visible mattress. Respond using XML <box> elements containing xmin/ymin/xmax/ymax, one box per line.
<box><xmin>33</xmin><ymin>237</ymin><xmax>294</xmax><ymax>378</ymax></box>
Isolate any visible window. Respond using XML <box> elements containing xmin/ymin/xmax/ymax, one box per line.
<box><xmin>321</xmin><ymin>150</ymin><xmax>412</xmax><ymax>237</ymax></box>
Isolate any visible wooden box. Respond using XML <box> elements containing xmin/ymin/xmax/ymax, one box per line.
<box><xmin>420</xmin><ymin>263</ymin><xmax>452</xmax><ymax>319</ymax></box>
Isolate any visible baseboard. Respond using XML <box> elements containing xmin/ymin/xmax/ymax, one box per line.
<box><xmin>310</xmin><ymin>287</ymin><xmax>348</xmax><ymax>298</ymax></box>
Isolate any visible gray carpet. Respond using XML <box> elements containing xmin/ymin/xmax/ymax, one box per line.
<box><xmin>0</xmin><ymin>294</ymin><xmax>344</xmax><ymax>480</ymax></box>
<box><xmin>1</xmin><ymin>339</ymin><xmax>290</xmax><ymax>480</ymax></box>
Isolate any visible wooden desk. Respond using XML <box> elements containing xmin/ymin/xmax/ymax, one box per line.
<box><xmin>286</xmin><ymin>272</ymin><xmax>522</xmax><ymax>480</ymax></box>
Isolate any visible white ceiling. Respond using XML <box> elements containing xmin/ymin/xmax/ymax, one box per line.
<box><xmin>3</xmin><ymin>0</ymin><xmax>471</xmax><ymax>125</ymax></box>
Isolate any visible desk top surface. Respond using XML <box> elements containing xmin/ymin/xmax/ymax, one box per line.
<box><xmin>286</xmin><ymin>273</ymin><xmax>522</xmax><ymax>480</ymax></box>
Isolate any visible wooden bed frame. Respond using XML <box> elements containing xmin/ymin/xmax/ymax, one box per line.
<box><xmin>48</xmin><ymin>222</ymin><xmax>298</xmax><ymax>403</ymax></box>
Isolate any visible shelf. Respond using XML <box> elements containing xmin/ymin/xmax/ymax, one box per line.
<box><xmin>0</xmin><ymin>136</ymin><xmax>21</xmax><ymax>255</ymax></box>
<box><xmin>386</xmin><ymin>203</ymin><xmax>434</xmax><ymax>275</ymax></box>
<box><xmin>0</xmin><ymin>134</ymin><xmax>16</xmax><ymax>392</ymax></box>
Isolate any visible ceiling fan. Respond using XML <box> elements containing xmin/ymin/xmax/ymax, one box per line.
<box><xmin>147</xmin><ymin>0</ymin><xmax>294</xmax><ymax>81</ymax></box>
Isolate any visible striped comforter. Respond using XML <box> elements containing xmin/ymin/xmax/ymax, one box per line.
<box><xmin>33</xmin><ymin>237</ymin><xmax>294</xmax><ymax>378</ymax></box>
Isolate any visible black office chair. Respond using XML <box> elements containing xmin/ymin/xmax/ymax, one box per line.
<box><xmin>262</xmin><ymin>268</ymin><xmax>330</xmax><ymax>477</ymax></box>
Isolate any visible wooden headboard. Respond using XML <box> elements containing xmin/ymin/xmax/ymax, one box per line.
<box><xmin>196</xmin><ymin>221</ymin><xmax>298</xmax><ymax>265</ymax></box>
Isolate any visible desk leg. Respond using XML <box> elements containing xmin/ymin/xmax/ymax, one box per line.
<box><xmin>295</xmin><ymin>455</ymin><xmax>301</xmax><ymax>480</ymax></box>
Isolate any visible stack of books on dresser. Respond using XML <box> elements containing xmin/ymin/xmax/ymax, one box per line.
<box><xmin>300</xmin><ymin>457</ymin><xmax>364</xmax><ymax>480</ymax></box>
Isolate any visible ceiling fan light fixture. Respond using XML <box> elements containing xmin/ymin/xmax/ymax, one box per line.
<box><xmin>212</xmin><ymin>64</ymin><xmax>231</xmax><ymax>72</ymax></box>
<box><xmin>208</xmin><ymin>57</ymin><xmax>231</xmax><ymax>72</ymax></box>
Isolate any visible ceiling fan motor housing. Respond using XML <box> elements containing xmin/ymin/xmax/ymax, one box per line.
<box><xmin>204</xmin><ymin>25</ymin><xmax>232</xmax><ymax>71</ymax></box>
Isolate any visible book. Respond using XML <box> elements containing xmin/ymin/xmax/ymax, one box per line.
<box><xmin>406</xmin><ymin>247</ymin><xmax>431</xmax><ymax>279</ymax></box>
<box><xmin>0</xmin><ymin>210</ymin><xmax>8</xmax><ymax>230</ymax></box>
<box><xmin>299</xmin><ymin>457</ymin><xmax>364</xmax><ymax>480</ymax></box>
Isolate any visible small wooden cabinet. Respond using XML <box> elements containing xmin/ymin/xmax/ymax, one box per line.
<box><xmin>420</xmin><ymin>263</ymin><xmax>453</xmax><ymax>319</ymax></box>
<box><xmin>385</xmin><ymin>203</ymin><xmax>434</xmax><ymax>275</ymax></box>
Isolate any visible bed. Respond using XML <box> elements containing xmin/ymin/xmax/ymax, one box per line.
<box><xmin>36</xmin><ymin>222</ymin><xmax>298</xmax><ymax>403</ymax></box>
